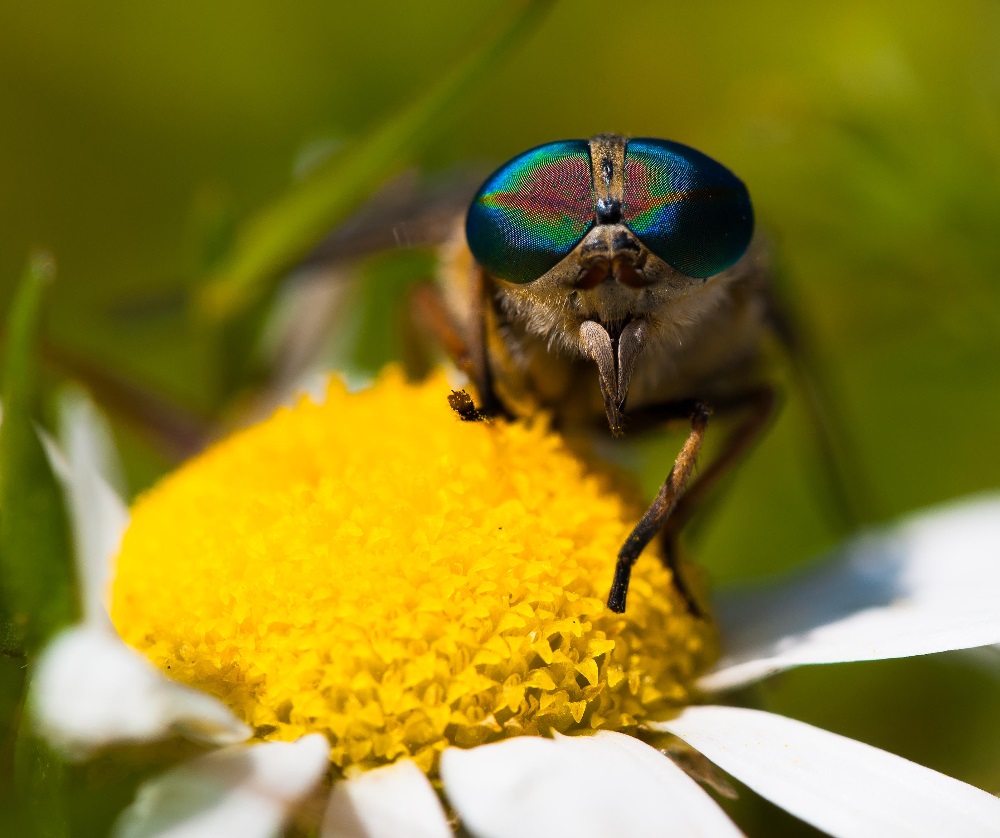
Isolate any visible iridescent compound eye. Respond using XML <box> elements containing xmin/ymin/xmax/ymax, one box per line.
<box><xmin>466</xmin><ymin>140</ymin><xmax>594</xmax><ymax>284</ymax></box>
<box><xmin>623</xmin><ymin>139</ymin><xmax>753</xmax><ymax>279</ymax></box>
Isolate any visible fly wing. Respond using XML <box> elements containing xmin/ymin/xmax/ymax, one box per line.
<box><xmin>303</xmin><ymin>168</ymin><xmax>482</xmax><ymax>268</ymax></box>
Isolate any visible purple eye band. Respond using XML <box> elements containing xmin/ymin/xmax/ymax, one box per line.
<box><xmin>477</xmin><ymin>152</ymin><xmax>593</xmax><ymax>232</ymax></box>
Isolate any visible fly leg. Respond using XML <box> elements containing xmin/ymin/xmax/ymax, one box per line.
<box><xmin>409</xmin><ymin>283</ymin><xmax>472</xmax><ymax>375</ymax></box>
<box><xmin>660</xmin><ymin>386</ymin><xmax>776</xmax><ymax>554</ymax></box>
<box><xmin>409</xmin><ymin>265</ymin><xmax>503</xmax><ymax>418</ymax></box>
<box><xmin>607</xmin><ymin>403</ymin><xmax>711</xmax><ymax>614</ymax></box>
<box><xmin>606</xmin><ymin>385</ymin><xmax>776</xmax><ymax>615</ymax></box>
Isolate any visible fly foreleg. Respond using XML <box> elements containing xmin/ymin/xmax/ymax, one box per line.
<box><xmin>607</xmin><ymin>403</ymin><xmax>711</xmax><ymax>614</ymax></box>
<box><xmin>606</xmin><ymin>385</ymin><xmax>776</xmax><ymax>615</ymax></box>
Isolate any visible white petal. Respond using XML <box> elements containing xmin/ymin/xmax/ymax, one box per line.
<box><xmin>58</xmin><ymin>386</ymin><xmax>128</xmax><ymax>496</ymax></box>
<box><xmin>114</xmin><ymin>735</ymin><xmax>329</xmax><ymax>838</ymax></box>
<box><xmin>658</xmin><ymin>706</ymin><xmax>1000</xmax><ymax>838</ymax></box>
<box><xmin>39</xmin><ymin>391</ymin><xmax>130</xmax><ymax>626</ymax></box>
<box><xmin>31</xmin><ymin>625</ymin><xmax>250</xmax><ymax>760</ymax></box>
<box><xmin>321</xmin><ymin>760</ymin><xmax>450</xmax><ymax>838</ymax></box>
<box><xmin>703</xmin><ymin>495</ymin><xmax>1000</xmax><ymax>691</ymax></box>
<box><xmin>440</xmin><ymin>732</ymin><xmax>742</xmax><ymax>838</ymax></box>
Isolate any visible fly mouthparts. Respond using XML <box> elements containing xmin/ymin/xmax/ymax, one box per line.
<box><xmin>579</xmin><ymin>319</ymin><xmax>647</xmax><ymax>435</ymax></box>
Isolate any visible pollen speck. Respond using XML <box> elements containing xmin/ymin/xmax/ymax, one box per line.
<box><xmin>111</xmin><ymin>369</ymin><xmax>716</xmax><ymax>773</ymax></box>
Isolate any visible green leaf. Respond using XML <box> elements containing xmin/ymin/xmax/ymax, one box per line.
<box><xmin>0</xmin><ymin>253</ymin><xmax>79</xmax><ymax>657</ymax></box>
<box><xmin>14</xmin><ymin>725</ymin><xmax>68</xmax><ymax>838</ymax></box>
<box><xmin>0</xmin><ymin>650</ymin><xmax>26</xmax><ymax>799</ymax></box>
<box><xmin>197</xmin><ymin>0</ymin><xmax>554</xmax><ymax>322</ymax></box>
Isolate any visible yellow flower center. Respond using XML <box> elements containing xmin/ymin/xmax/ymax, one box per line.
<box><xmin>111</xmin><ymin>370</ymin><xmax>716</xmax><ymax>773</ymax></box>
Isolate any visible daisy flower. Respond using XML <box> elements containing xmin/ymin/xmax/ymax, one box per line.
<box><xmin>31</xmin><ymin>372</ymin><xmax>1000</xmax><ymax>837</ymax></box>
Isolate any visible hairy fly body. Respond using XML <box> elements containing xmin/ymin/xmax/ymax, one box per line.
<box><xmin>417</xmin><ymin>134</ymin><xmax>790</xmax><ymax>613</ymax></box>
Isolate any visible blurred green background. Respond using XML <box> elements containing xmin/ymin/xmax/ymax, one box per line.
<box><xmin>2</xmin><ymin>0</ymin><xmax>999</xmax><ymax>832</ymax></box>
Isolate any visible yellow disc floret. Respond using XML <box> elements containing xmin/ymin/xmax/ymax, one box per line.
<box><xmin>112</xmin><ymin>369</ymin><xmax>716</xmax><ymax>773</ymax></box>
